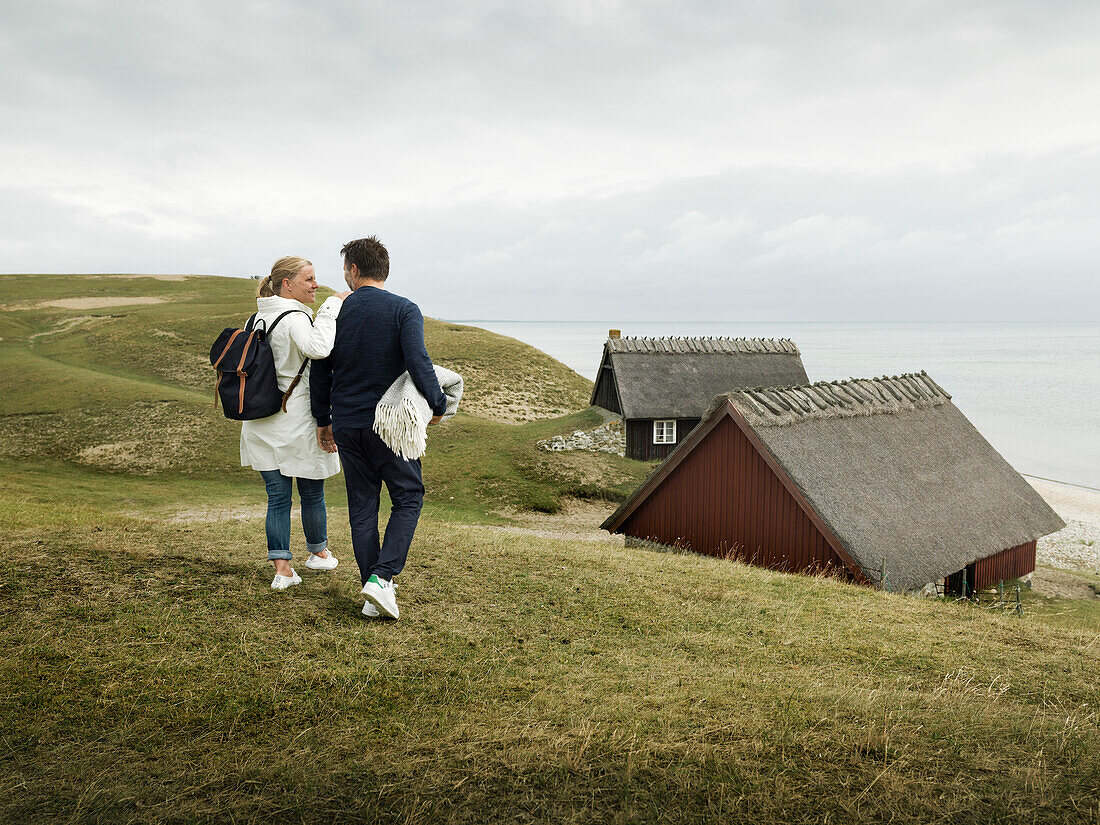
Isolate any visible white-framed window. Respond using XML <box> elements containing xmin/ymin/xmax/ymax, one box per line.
<box><xmin>653</xmin><ymin>419</ymin><xmax>677</xmax><ymax>444</ymax></box>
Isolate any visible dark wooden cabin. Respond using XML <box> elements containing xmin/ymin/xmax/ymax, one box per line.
<box><xmin>591</xmin><ymin>335</ymin><xmax>809</xmax><ymax>461</ymax></box>
<box><xmin>602</xmin><ymin>373</ymin><xmax>1065</xmax><ymax>592</ymax></box>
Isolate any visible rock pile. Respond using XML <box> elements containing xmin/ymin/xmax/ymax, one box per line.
<box><xmin>538</xmin><ymin>420</ymin><xmax>625</xmax><ymax>456</ymax></box>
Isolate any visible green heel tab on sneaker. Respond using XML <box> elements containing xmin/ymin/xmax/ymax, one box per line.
<box><xmin>367</xmin><ymin>574</ymin><xmax>384</xmax><ymax>585</ymax></box>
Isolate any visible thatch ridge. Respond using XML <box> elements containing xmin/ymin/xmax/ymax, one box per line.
<box><xmin>607</xmin><ymin>336</ymin><xmax>801</xmax><ymax>356</ymax></box>
<box><xmin>706</xmin><ymin>372</ymin><xmax>952</xmax><ymax>427</ymax></box>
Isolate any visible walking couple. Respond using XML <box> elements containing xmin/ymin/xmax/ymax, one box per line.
<box><xmin>239</xmin><ymin>236</ymin><xmax>460</xmax><ymax>620</ymax></box>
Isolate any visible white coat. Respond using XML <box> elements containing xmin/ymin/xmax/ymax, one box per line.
<box><xmin>240</xmin><ymin>294</ymin><xmax>343</xmax><ymax>479</ymax></box>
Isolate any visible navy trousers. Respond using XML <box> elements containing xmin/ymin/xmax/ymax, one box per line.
<box><xmin>333</xmin><ymin>425</ymin><xmax>425</xmax><ymax>584</ymax></box>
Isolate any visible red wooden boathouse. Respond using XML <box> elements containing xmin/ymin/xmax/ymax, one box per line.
<box><xmin>602</xmin><ymin>373</ymin><xmax>1065</xmax><ymax>593</ymax></box>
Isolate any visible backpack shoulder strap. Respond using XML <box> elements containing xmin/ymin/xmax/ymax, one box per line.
<box><xmin>267</xmin><ymin>309</ymin><xmax>312</xmax><ymax>334</ymax></box>
<box><xmin>265</xmin><ymin>309</ymin><xmax>314</xmax><ymax>412</ymax></box>
<box><xmin>280</xmin><ymin>357</ymin><xmax>311</xmax><ymax>413</ymax></box>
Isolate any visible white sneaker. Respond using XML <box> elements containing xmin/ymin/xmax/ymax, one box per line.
<box><xmin>361</xmin><ymin>574</ymin><xmax>399</xmax><ymax>619</ymax></box>
<box><xmin>304</xmin><ymin>552</ymin><xmax>338</xmax><ymax>571</ymax></box>
<box><xmin>361</xmin><ymin>582</ymin><xmax>397</xmax><ymax>618</ymax></box>
<box><xmin>271</xmin><ymin>570</ymin><xmax>302</xmax><ymax>590</ymax></box>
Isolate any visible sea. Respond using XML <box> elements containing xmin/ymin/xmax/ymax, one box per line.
<box><xmin>451</xmin><ymin>321</ymin><xmax>1100</xmax><ymax>491</ymax></box>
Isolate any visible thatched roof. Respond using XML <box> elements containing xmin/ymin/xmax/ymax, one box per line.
<box><xmin>592</xmin><ymin>336</ymin><xmax>809</xmax><ymax>419</ymax></box>
<box><xmin>605</xmin><ymin>372</ymin><xmax>1065</xmax><ymax>590</ymax></box>
<box><xmin>607</xmin><ymin>337</ymin><xmax>802</xmax><ymax>355</ymax></box>
<box><xmin>706</xmin><ymin>372</ymin><xmax>953</xmax><ymax>425</ymax></box>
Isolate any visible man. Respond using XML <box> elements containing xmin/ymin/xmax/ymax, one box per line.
<box><xmin>311</xmin><ymin>236</ymin><xmax>446</xmax><ymax>620</ymax></box>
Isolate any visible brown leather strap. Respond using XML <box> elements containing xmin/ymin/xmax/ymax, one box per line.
<box><xmin>213</xmin><ymin>329</ymin><xmax>245</xmax><ymax>407</ymax></box>
<box><xmin>281</xmin><ymin>358</ymin><xmax>310</xmax><ymax>413</ymax></box>
<box><xmin>235</xmin><ymin>329</ymin><xmax>260</xmax><ymax>373</ymax></box>
<box><xmin>232</xmin><ymin>329</ymin><xmax>262</xmax><ymax>415</ymax></box>
<box><xmin>212</xmin><ymin>329</ymin><xmax>243</xmax><ymax>369</ymax></box>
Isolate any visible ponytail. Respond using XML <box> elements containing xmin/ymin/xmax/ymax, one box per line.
<box><xmin>258</xmin><ymin>256</ymin><xmax>312</xmax><ymax>298</ymax></box>
<box><xmin>256</xmin><ymin>275</ymin><xmax>277</xmax><ymax>297</ymax></box>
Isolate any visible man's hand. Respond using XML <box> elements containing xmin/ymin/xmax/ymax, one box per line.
<box><xmin>317</xmin><ymin>425</ymin><xmax>338</xmax><ymax>453</ymax></box>
<box><xmin>429</xmin><ymin>415</ymin><xmax>443</xmax><ymax>425</ymax></box>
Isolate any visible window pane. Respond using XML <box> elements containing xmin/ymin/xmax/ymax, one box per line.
<box><xmin>653</xmin><ymin>420</ymin><xmax>676</xmax><ymax>443</ymax></box>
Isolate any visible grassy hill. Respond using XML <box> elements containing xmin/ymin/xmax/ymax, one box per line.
<box><xmin>2</xmin><ymin>274</ymin><xmax>1099</xmax><ymax>824</ymax></box>
<box><xmin>0</xmin><ymin>273</ymin><xmax>645</xmax><ymax>519</ymax></box>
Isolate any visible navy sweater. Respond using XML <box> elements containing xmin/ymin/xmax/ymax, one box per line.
<box><xmin>310</xmin><ymin>286</ymin><xmax>447</xmax><ymax>429</ymax></box>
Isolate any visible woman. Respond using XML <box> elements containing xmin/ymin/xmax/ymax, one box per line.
<box><xmin>241</xmin><ymin>256</ymin><xmax>350</xmax><ymax>590</ymax></box>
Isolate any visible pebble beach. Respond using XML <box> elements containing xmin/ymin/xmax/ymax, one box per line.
<box><xmin>1030</xmin><ymin>478</ymin><xmax>1100</xmax><ymax>591</ymax></box>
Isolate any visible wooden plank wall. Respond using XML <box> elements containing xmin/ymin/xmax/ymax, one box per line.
<box><xmin>972</xmin><ymin>540</ymin><xmax>1037</xmax><ymax>590</ymax></box>
<box><xmin>621</xmin><ymin>416</ymin><xmax>847</xmax><ymax>576</ymax></box>
<box><xmin>625</xmin><ymin>418</ymin><xmax>701</xmax><ymax>461</ymax></box>
<box><xmin>592</xmin><ymin>363</ymin><xmax>621</xmax><ymax>414</ymax></box>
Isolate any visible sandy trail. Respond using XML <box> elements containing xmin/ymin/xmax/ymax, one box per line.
<box><xmin>39</xmin><ymin>297</ymin><xmax>170</xmax><ymax>310</ymax></box>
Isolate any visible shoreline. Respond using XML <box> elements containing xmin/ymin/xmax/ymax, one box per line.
<box><xmin>1026</xmin><ymin>477</ymin><xmax>1099</xmax><ymax>579</ymax></box>
<box><xmin>1026</xmin><ymin>476</ymin><xmax>1100</xmax><ymax>525</ymax></box>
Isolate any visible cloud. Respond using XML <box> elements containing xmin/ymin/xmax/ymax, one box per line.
<box><xmin>1021</xmin><ymin>193</ymin><xmax>1084</xmax><ymax>216</ymax></box>
<box><xmin>636</xmin><ymin>211</ymin><xmax>756</xmax><ymax>264</ymax></box>
<box><xmin>1</xmin><ymin>1</ymin><xmax>1099</xmax><ymax>322</ymax></box>
<box><xmin>755</xmin><ymin>214</ymin><xmax>880</xmax><ymax>265</ymax></box>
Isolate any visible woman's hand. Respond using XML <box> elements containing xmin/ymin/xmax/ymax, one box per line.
<box><xmin>334</xmin><ymin>291</ymin><xmax>352</xmax><ymax>300</ymax></box>
<box><xmin>317</xmin><ymin>425</ymin><xmax>338</xmax><ymax>453</ymax></box>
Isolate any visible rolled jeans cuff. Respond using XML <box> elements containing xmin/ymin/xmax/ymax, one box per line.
<box><xmin>307</xmin><ymin>540</ymin><xmax>328</xmax><ymax>556</ymax></box>
<box><xmin>268</xmin><ymin>548</ymin><xmax>293</xmax><ymax>561</ymax></box>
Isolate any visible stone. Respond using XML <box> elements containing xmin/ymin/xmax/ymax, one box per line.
<box><xmin>537</xmin><ymin>419</ymin><xmax>626</xmax><ymax>457</ymax></box>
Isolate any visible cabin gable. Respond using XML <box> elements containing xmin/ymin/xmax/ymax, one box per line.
<box><xmin>590</xmin><ymin>349</ymin><xmax>622</xmax><ymax>414</ymax></box>
<box><xmin>621</xmin><ymin>415</ymin><xmax>850</xmax><ymax>577</ymax></box>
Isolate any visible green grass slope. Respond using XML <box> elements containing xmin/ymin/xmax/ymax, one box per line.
<box><xmin>0</xmin><ymin>273</ymin><xmax>645</xmax><ymax>517</ymax></box>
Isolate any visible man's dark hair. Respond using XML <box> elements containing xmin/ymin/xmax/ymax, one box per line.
<box><xmin>341</xmin><ymin>236</ymin><xmax>390</xmax><ymax>281</ymax></box>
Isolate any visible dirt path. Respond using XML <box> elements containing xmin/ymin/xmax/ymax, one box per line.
<box><xmin>38</xmin><ymin>297</ymin><xmax>170</xmax><ymax>310</ymax></box>
<box><xmin>465</xmin><ymin>499</ymin><xmax>623</xmax><ymax>544</ymax></box>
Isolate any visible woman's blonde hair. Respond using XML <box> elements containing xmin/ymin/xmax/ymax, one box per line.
<box><xmin>257</xmin><ymin>256</ymin><xmax>312</xmax><ymax>297</ymax></box>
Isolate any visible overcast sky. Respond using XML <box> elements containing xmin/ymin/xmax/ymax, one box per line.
<box><xmin>3</xmin><ymin>1</ymin><xmax>1098</xmax><ymax>321</ymax></box>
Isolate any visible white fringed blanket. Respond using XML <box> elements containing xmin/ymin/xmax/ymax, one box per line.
<box><xmin>372</xmin><ymin>366</ymin><xmax>463</xmax><ymax>460</ymax></box>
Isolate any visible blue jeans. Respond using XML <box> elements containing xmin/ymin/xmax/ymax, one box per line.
<box><xmin>259</xmin><ymin>470</ymin><xmax>328</xmax><ymax>562</ymax></box>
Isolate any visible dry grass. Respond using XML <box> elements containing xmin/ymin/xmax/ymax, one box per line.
<box><xmin>0</xmin><ymin>401</ymin><xmax>227</xmax><ymax>475</ymax></box>
<box><xmin>3</xmin><ymin>507</ymin><xmax>1100</xmax><ymax>824</ymax></box>
<box><xmin>423</xmin><ymin>320</ymin><xmax>592</xmax><ymax>424</ymax></box>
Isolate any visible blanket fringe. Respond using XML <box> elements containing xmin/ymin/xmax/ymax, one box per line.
<box><xmin>373</xmin><ymin>396</ymin><xmax>428</xmax><ymax>460</ymax></box>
